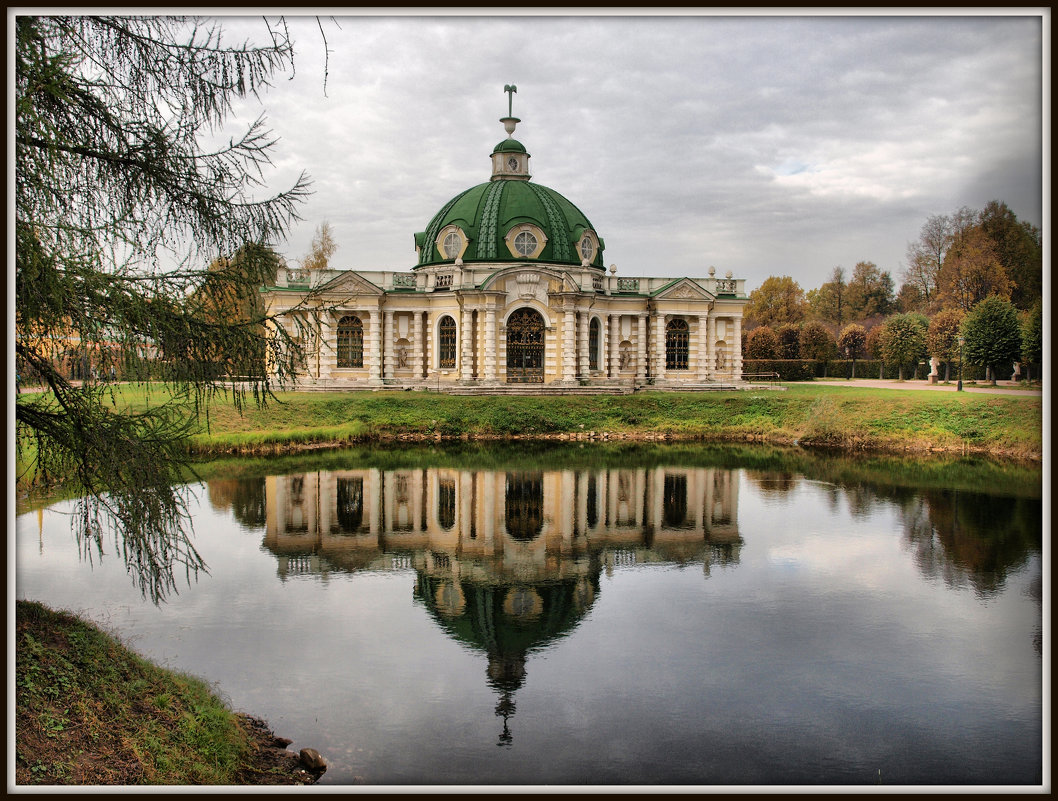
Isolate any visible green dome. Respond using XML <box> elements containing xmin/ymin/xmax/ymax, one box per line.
<box><xmin>414</xmin><ymin>179</ymin><xmax>605</xmax><ymax>268</ymax></box>
<box><xmin>492</xmin><ymin>138</ymin><xmax>527</xmax><ymax>154</ymax></box>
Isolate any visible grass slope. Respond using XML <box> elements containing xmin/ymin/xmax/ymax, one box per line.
<box><xmin>181</xmin><ymin>385</ymin><xmax>1041</xmax><ymax>459</ymax></box>
<box><xmin>14</xmin><ymin>601</ymin><xmax>309</xmax><ymax>786</ymax></box>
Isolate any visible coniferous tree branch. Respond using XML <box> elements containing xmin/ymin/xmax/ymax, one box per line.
<box><xmin>15</xmin><ymin>14</ymin><xmax>326</xmax><ymax>601</ymax></box>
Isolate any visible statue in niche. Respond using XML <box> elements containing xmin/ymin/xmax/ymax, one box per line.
<box><xmin>618</xmin><ymin>341</ymin><xmax>634</xmax><ymax>370</ymax></box>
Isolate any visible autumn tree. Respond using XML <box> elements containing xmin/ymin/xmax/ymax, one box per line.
<box><xmin>902</xmin><ymin>213</ymin><xmax>958</xmax><ymax>311</ymax></box>
<box><xmin>799</xmin><ymin>320</ymin><xmax>837</xmax><ymax>363</ymax></box>
<box><xmin>865</xmin><ymin>325</ymin><xmax>886</xmax><ymax>378</ymax></box>
<box><xmin>978</xmin><ymin>200</ymin><xmax>1042</xmax><ymax>310</ymax></box>
<box><xmin>805</xmin><ymin>266</ymin><xmax>847</xmax><ymax>325</ymax></box>
<box><xmin>880</xmin><ymin>313</ymin><xmax>928</xmax><ymax>380</ymax></box>
<box><xmin>744</xmin><ymin>326</ymin><xmax>779</xmax><ymax>359</ymax></box>
<box><xmin>745</xmin><ymin>275</ymin><xmax>806</xmax><ymax>328</ymax></box>
<box><xmin>961</xmin><ymin>296</ymin><xmax>1022</xmax><ymax>385</ymax></box>
<box><xmin>837</xmin><ymin>323</ymin><xmax>867</xmax><ymax>378</ymax></box>
<box><xmin>845</xmin><ymin>261</ymin><xmax>895</xmax><ymax>320</ymax></box>
<box><xmin>925</xmin><ymin>308</ymin><xmax>964</xmax><ymax>383</ymax></box>
<box><xmin>300</xmin><ymin>221</ymin><xmax>338</xmax><ymax>272</ymax></box>
<box><xmin>775</xmin><ymin>323</ymin><xmax>801</xmax><ymax>360</ymax></box>
<box><xmin>15</xmin><ymin>16</ymin><xmax>317</xmax><ymax>600</ymax></box>
<box><xmin>936</xmin><ymin>226</ymin><xmax>1012</xmax><ymax>312</ymax></box>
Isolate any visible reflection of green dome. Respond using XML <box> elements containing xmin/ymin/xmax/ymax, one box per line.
<box><xmin>414</xmin><ymin>574</ymin><xmax>598</xmax><ymax>660</ymax></box>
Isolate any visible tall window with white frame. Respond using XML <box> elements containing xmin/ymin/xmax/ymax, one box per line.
<box><xmin>337</xmin><ymin>315</ymin><xmax>364</xmax><ymax>368</ymax></box>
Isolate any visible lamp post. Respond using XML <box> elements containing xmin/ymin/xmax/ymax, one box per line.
<box><xmin>957</xmin><ymin>334</ymin><xmax>965</xmax><ymax>392</ymax></box>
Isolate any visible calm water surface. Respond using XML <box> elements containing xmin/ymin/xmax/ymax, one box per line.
<box><xmin>15</xmin><ymin>446</ymin><xmax>1043</xmax><ymax>786</ymax></box>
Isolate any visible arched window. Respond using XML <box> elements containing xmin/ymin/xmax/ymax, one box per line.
<box><xmin>438</xmin><ymin>316</ymin><xmax>457</xmax><ymax>368</ymax></box>
<box><xmin>588</xmin><ymin>317</ymin><xmax>600</xmax><ymax>371</ymax></box>
<box><xmin>666</xmin><ymin>318</ymin><xmax>690</xmax><ymax>370</ymax></box>
<box><xmin>337</xmin><ymin>315</ymin><xmax>364</xmax><ymax>368</ymax></box>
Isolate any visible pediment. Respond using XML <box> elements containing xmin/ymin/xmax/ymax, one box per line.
<box><xmin>319</xmin><ymin>270</ymin><xmax>384</xmax><ymax>297</ymax></box>
<box><xmin>654</xmin><ymin>278</ymin><xmax>712</xmax><ymax>301</ymax></box>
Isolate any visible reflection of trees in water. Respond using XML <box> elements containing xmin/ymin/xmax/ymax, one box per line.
<box><xmin>898</xmin><ymin>488</ymin><xmax>1041</xmax><ymax>597</ymax></box>
<box><xmin>206</xmin><ymin>478</ymin><xmax>267</xmax><ymax>529</ymax></box>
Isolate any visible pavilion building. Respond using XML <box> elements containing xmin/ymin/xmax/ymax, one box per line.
<box><xmin>262</xmin><ymin>91</ymin><xmax>749</xmax><ymax>392</ymax></box>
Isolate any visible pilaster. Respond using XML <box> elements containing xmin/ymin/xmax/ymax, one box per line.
<box><xmin>636</xmin><ymin>313</ymin><xmax>648</xmax><ymax>384</ymax></box>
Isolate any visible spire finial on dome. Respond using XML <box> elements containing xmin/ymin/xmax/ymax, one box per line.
<box><xmin>500</xmin><ymin>84</ymin><xmax>520</xmax><ymax>138</ymax></box>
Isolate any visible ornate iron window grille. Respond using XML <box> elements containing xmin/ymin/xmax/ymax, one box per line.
<box><xmin>666</xmin><ymin>318</ymin><xmax>690</xmax><ymax>370</ymax></box>
<box><xmin>588</xmin><ymin>318</ymin><xmax>600</xmax><ymax>371</ymax></box>
<box><xmin>438</xmin><ymin>316</ymin><xmax>457</xmax><ymax>368</ymax></box>
<box><xmin>337</xmin><ymin>315</ymin><xmax>364</xmax><ymax>368</ymax></box>
<box><xmin>506</xmin><ymin>308</ymin><xmax>545</xmax><ymax>383</ymax></box>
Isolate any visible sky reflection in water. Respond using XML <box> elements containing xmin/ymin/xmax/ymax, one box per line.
<box><xmin>15</xmin><ymin>447</ymin><xmax>1042</xmax><ymax>786</ymax></box>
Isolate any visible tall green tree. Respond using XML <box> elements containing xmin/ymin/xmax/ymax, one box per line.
<box><xmin>961</xmin><ymin>296</ymin><xmax>1022</xmax><ymax>385</ymax></box>
<box><xmin>745</xmin><ymin>275</ymin><xmax>806</xmax><ymax>328</ymax></box>
<box><xmin>880</xmin><ymin>313</ymin><xmax>928</xmax><ymax>380</ymax></box>
<box><xmin>15</xmin><ymin>16</ymin><xmax>317</xmax><ymax>600</ymax></box>
<box><xmin>1020</xmin><ymin>300</ymin><xmax>1042</xmax><ymax>382</ymax></box>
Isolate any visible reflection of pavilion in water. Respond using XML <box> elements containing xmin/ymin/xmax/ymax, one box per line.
<box><xmin>263</xmin><ymin>466</ymin><xmax>740</xmax><ymax>580</ymax></box>
<box><xmin>261</xmin><ymin>465</ymin><xmax>740</xmax><ymax>745</ymax></box>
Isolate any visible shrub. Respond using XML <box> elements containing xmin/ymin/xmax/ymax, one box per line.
<box><xmin>742</xmin><ymin>359</ymin><xmax>817</xmax><ymax>381</ymax></box>
<box><xmin>744</xmin><ymin>326</ymin><xmax>780</xmax><ymax>359</ymax></box>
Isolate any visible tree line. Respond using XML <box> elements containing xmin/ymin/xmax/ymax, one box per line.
<box><xmin>742</xmin><ymin>201</ymin><xmax>1043</xmax><ymax>383</ymax></box>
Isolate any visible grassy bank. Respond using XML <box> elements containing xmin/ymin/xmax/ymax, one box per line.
<box><xmin>15</xmin><ymin>601</ymin><xmax>319</xmax><ymax>785</ymax></box>
<box><xmin>177</xmin><ymin>384</ymin><xmax>1041</xmax><ymax>460</ymax></box>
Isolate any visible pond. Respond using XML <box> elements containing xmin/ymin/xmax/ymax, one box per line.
<box><xmin>15</xmin><ymin>444</ymin><xmax>1043</xmax><ymax>787</ymax></box>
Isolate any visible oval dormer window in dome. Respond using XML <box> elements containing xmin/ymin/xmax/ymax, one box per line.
<box><xmin>435</xmin><ymin>225</ymin><xmax>467</xmax><ymax>261</ymax></box>
<box><xmin>578</xmin><ymin>232</ymin><xmax>597</xmax><ymax>262</ymax></box>
<box><xmin>504</xmin><ymin>223</ymin><xmax>547</xmax><ymax>260</ymax></box>
<box><xmin>514</xmin><ymin>231</ymin><xmax>537</xmax><ymax>256</ymax></box>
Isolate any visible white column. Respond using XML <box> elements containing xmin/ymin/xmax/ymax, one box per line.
<box><xmin>635</xmin><ymin>313</ymin><xmax>648</xmax><ymax>384</ymax></box>
<box><xmin>577</xmin><ymin>310</ymin><xmax>589</xmax><ymax>379</ymax></box>
<box><xmin>733</xmin><ymin>316</ymin><xmax>743</xmax><ymax>380</ymax></box>
<box><xmin>484</xmin><ymin>305</ymin><xmax>497</xmax><ymax>382</ymax></box>
<box><xmin>609</xmin><ymin>315</ymin><xmax>620</xmax><ymax>378</ymax></box>
<box><xmin>369</xmin><ymin>309</ymin><xmax>383</xmax><ymax>385</ymax></box>
<box><xmin>562</xmin><ymin>304</ymin><xmax>577</xmax><ymax>382</ymax></box>
<box><xmin>460</xmin><ymin>306</ymin><xmax>474</xmax><ymax>382</ymax></box>
<box><xmin>707</xmin><ymin>314</ymin><xmax>716</xmax><ymax>380</ymax></box>
<box><xmin>697</xmin><ymin>313</ymin><xmax>709</xmax><ymax>381</ymax></box>
<box><xmin>413</xmin><ymin>311</ymin><xmax>424</xmax><ymax>380</ymax></box>
<box><xmin>654</xmin><ymin>312</ymin><xmax>666</xmax><ymax>383</ymax></box>
<box><xmin>383</xmin><ymin>310</ymin><xmax>395</xmax><ymax>381</ymax></box>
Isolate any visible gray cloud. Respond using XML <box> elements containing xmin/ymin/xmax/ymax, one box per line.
<box><xmin>215</xmin><ymin>13</ymin><xmax>1042</xmax><ymax>292</ymax></box>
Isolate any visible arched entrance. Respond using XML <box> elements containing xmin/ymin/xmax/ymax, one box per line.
<box><xmin>506</xmin><ymin>308</ymin><xmax>545</xmax><ymax>383</ymax></box>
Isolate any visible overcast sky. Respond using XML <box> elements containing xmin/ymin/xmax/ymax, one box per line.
<box><xmin>214</xmin><ymin>11</ymin><xmax>1044</xmax><ymax>293</ymax></box>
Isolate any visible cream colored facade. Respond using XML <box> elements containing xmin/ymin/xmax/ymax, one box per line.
<box><xmin>262</xmin><ymin>101</ymin><xmax>749</xmax><ymax>392</ymax></box>
<box><xmin>265</xmin><ymin>266</ymin><xmax>748</xmax><ymax>391</ymax></box>
<box><xmin>262</xmin><ymin>465</ymin><xmax>741</xmax><ymax>583</ymax></box>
